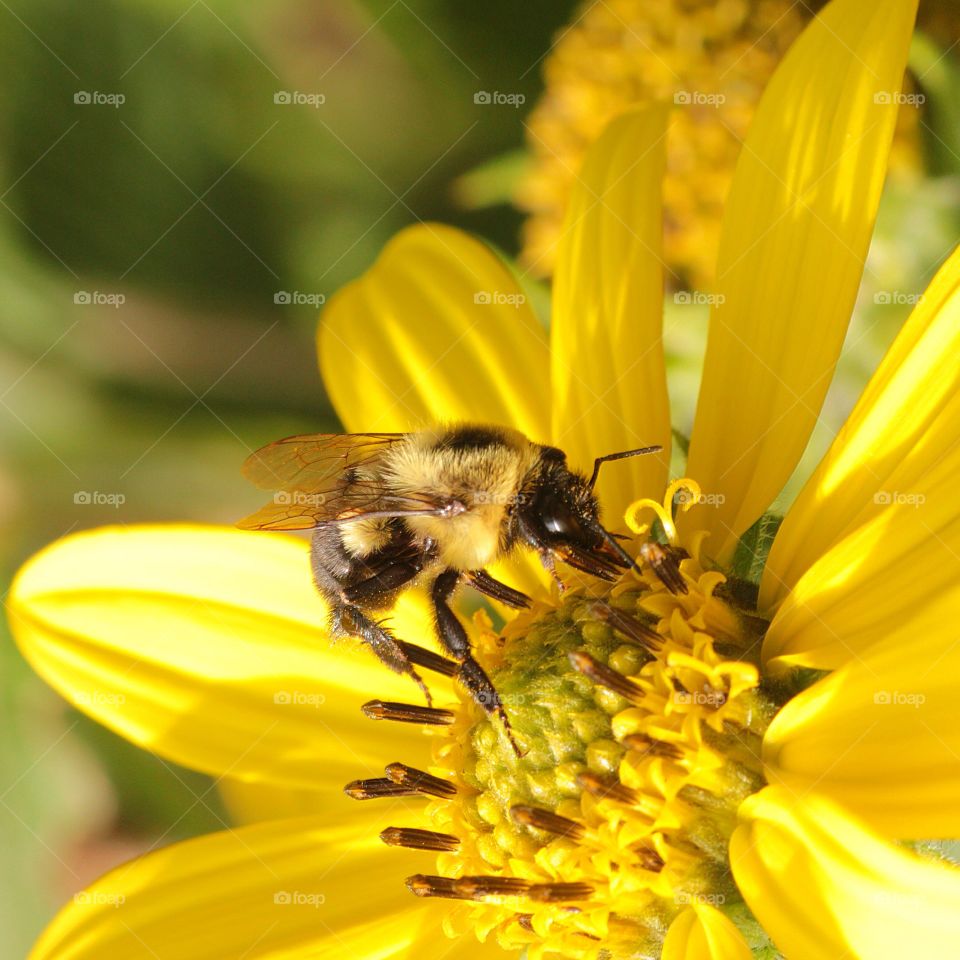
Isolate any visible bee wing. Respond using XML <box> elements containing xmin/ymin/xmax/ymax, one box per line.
<box><xmin>241</xmin><ymin>432</ymin><xmax>404</xmax><ymax>493</ymax></box>
<box><xmin>237</xmin><ymin>432</ymin><xmax>461</xmax><ymax>532</ymax></box>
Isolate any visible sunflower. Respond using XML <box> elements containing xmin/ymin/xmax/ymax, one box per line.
<box><xmin>9</xmin><ymin>0</ymin><xmax>960</xmax><ymax>958</ymax></box>
<box><xmin>515</xmin><ymin>0</ymin><xmax>926</xmax><ymax>288</ymax></box>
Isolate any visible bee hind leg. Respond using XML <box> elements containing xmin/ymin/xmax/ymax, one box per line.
<box><xmin>432</xmin><ymin>569</ymin><xmax>523</xmax><ymax>757</ymax></box>
<box><xmin>332</xmin><ymin>603</ymin><xmax>433</xmax><ymax>707</ymax></box>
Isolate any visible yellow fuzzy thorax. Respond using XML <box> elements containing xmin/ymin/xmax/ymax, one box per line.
<box><xmin>381</xmin><ymin>426</ymin><xmax>538</xmax><ymax>569</ymax></box>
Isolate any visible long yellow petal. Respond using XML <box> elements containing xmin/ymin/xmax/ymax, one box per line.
<box><xmin>219</xmin><ymin>778</ymin><xmax>330</xmax><ymax>823</ymax></box>
<box><xmin>551</xmin><ymin>105</ymin><xmax>671</xmax><ymax>524</ymax></box>
<box><xmin>761</xmin><ymin>242</ymin><xmax>960</xmax><ymax>617</ymax></box>
<box><xmin>662</xmin><ymin>904</ymin><xmax>752</xmax><ymax>960</ymax></box>
<box><xmin>8</xmin><ymin>526</ymin><xmax>439</xmax><ymax>790</ymax></box>
<box><xmin>30</xmin><ymin>801</ymin><xmax>459</xmax><ymax>960</ymax></box>
<box><xmin>319</xmin><ymin>222</ymin><xmax>550</xmax><ymax>440</ymax></box>
<box><xmin>731</xmin><ymin>787</ymin><xmax>960</xmax><ymax>960</ymax></box>
<box><xmin>763</xmin><ymin>627</ymin><xmax>960</xmax><ymax>838</ymax></box>
<box><xmin>681</xmin><ymin>0</ymin><xmax>918</xmax><ymax>561</ymax></box>
<box><xmin>762</xmin><ymin>471</ymin><xmax>960</xmax><ymax>671</ymax></box>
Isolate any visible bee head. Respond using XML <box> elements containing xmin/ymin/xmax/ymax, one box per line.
<box><xmin>515</xmin><ymin>448</ymin><xmax>632</xmax><ymax>581</ymax></box>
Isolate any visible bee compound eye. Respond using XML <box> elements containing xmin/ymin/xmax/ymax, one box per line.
<box><xmin>541</xmin><ymin>496</ymin><xmax>582</xmax><ymax>539</ymax></box>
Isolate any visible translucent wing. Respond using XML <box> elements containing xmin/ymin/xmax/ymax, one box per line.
<box><xmin>241</xmin><ymin>432</ymin><xmax>402</xmax><ymax>493</ymax></box>
<box><xmin>237</xmin><ymin>432</ymin><xmax>461</xmax><ymax>532</ymax></box>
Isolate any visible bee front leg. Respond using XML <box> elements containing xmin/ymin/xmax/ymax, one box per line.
<box><xmin>431</xmin><ymin>569</ymin><xmax>523</xmax><ymax>756</ymax></box>
<box><xmin>539</xmin><ymin>549</ymin><xmax>567</xmax><ymax>593</ymax></box>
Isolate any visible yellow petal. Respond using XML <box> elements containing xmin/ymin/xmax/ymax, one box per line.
<box><xmin>761</xmin><ymin>242</ymin><xmax>960</xmax><ymax>615</ymax></box>
<box><xmin>762</xmin><ymin>468</ymin><xmax>960</xmax><ymax>671</ymax></box>
<box><xmin>662</xmin><ymin>904</ymin><xmax>752</xmax><ymax>960</ymax></box>
<box><xmin>219</xmin><ymin>778</ymin><xmax>330</xmax><ymax>824</ymax></box>
<box><xmin>319</xmin><ymin>222</ymin><xmax>550</xmax><ymax>440</ymax></box>
<box><xmin>681</xmin><ymin>0</ymin><xmax>919</xmax><ymax>561</ymax></box>
<box><xmin>763</xmin><ymin>627</ymin><xmax>960</xmax><ymax>838</ymax></box>
<box><xmin>731</xmin><ymin>787</ymin><xmax>960</xmax><ymax>960</ymax></box>
<box><xmin>31</xmin><ymin>799</ymin><xmax>450</xmax><ymax>960</ymax></box>
<box><xmin>8</xmin><ymin>525</ymin><xmax>439</xmax><ymax>790</ymax></box>
<box><xmin>551</xmin><ymin>105</ymin><xmax>672</xmax><ymax>523</ymax></box>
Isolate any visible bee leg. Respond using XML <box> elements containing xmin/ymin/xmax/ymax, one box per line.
<box><xmin>466</xmin><ymin>570</ymin><xmax>532</xmax><ymax>609</ymax></box>
<box><xmin>333</xmin><ymin>603</ymin><xmax>433</xmax><ymax>706</ymax></box>
<box><xmin>539</xmin><ymin>549</ymin><xmax>567</xmax><ymax>593</ymax></box>
<box><xmin>431</xmin><ymin>569</ymin><xmax>523</xmax><ymax>757</ymax></box>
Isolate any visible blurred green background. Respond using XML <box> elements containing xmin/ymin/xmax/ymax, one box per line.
<box><xmin>0</xmin><ymin>1</ymin><xmax>958</xmax><ymax>954</ymax></box>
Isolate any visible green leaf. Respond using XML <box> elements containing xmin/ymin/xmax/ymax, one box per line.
<box><xmin>730</xmin><ymin>512</ymin><xmax>783</xmax><ymax>585</ymax></box>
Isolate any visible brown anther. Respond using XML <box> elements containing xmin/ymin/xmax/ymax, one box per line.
<box><xmin>589</xmin><ymin>603</ymin><xmax>661</xmax><ymax>649</ymax></box>
<box><xmin>576</xmin><ymin>772</ymin><xmax>638</xmax><ymax>805</ymax></box>
<box><xmin>380</xmin><ymin>827</ymin><xmax>460</xmax><ymax>852</ymax></box>
<box><xmin>361</xmin><ymin>700</ymin><xmax>455</xmax><ymax>725</ymax></box>
<box><xmin>384</xmin><ymin>762</ymin><xmax>456</xmax><ymax>798</ymax></box>
<box><xmin>455</xmin><ymin>876</ymin><xmax>531</xmax><ymax>900</ymax></box>
<box><xmin>634</xmin><ymin>846</ymin><xmax>665</xmax><ymax>872</ymax></box>
<box><xmin>568</xmin><ymin>651</ymin><xmax>643</xmax><ymax>703</ymax></box>
<box><xmin>344</xmin><ymin>777</ymin><xmax>419</xmax><ymax>800</ymax></box>
<box><xmin>516</xmin><ymin>914</ymin><xmax>535</xmax><ymax>932</ymax></box>
<box><xmin>622</xmin><ymin>733</ymin><xmax>684</xmax><ymax>760</ymax></box>
<box><xmin>527</xmin><ymin>882</ymin><xmax>594</xmax><ymax>902</ymax></box>
<box><xmin>405</xmin><ymin>875</ymin><xmax>468</xmax><ymax>900</ymax></box>
<box><xmin>398</xmin><ymin>642</ymin><xmax>459</xmax><ymax>678</ymax></box>
<box><xmin>639</xmin><ymin>541</ymin><xmax>688</xmax><ymax>595</ymax></box>
<box><xmin>510</xmin><ymin>805</ymin><xmax>585</xmax><ymax>840</ymax></box>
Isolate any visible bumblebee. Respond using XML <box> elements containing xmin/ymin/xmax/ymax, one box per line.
<box><xmin>238</xmin><ymin>423</ymin><xmax>661</xmax><ymax>749</ymax></box>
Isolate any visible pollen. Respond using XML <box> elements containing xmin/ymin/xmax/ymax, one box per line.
<box><xmin>350</xmin><ymin>481</ymin><xmax>783</xmax><ymax>958</ymax></box>
<box><xmin>516</xmin><ymin>0</ymin><xmax>922</xmax><ymax>289</ymax></box>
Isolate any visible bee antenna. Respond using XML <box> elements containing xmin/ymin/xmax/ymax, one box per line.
<box><xmin>588</xmin><ymin>445</ymin><xmax>662</xmax><ymax>490</ymax></box>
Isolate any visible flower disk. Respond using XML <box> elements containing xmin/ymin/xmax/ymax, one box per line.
<box><xmin>367</xmin><ymin>524</ymin><xmax>778</xmax><ymax>959</ymax></box>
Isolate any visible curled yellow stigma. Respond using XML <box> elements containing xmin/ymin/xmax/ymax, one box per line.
<box><xmin>348</xmin><ymin>487</ymin><xmax>780</xmax><ymax>958</ymax></box>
